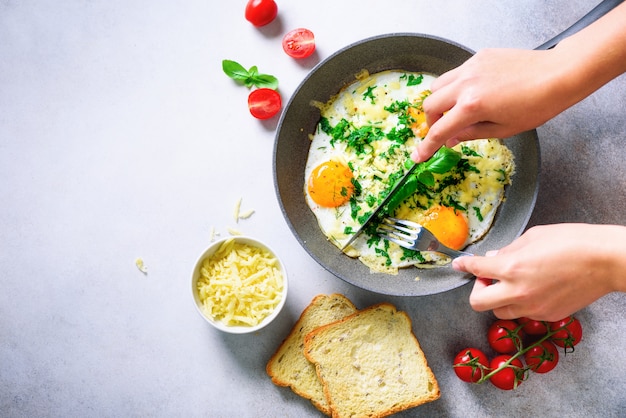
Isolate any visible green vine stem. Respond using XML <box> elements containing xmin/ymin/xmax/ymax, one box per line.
<box><xmin>475</xmin><ymin>317</ymin><xmax>575</xmax><ymax>384</ymax></box>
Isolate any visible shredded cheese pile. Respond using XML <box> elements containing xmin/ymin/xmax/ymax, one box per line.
<box><xmin>197</xmin><ymin>238</ymin><xmax>284</xmax><ymax>327</ymax></box>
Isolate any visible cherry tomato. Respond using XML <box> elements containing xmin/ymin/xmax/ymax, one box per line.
<box><xmin>489</xmin><ymin>355</ymin><xmax>524</xmax><ymax>390</ymax></box>
<box><xmin>453</xmin><ymin>348</ymin><xmax>489</xmax><ymax>383</ymax></box>
<box><xmin>549</xmin><ymin>316</ymin><xmax>583</xmax><ymax>350</ymax></box>
<box><xmin>487</xmin><ymin>319</ymin><xmax>523</xmax><ymax>354</ymax></box>
<box><xmin>247</xmin><ymin>88</ymin><xmax>282</xmax><ymax>119</ymax></box>
<box><xmin>524</xmin><ymin>340</ymin><xmax>559</xmax><ymax>374</ymax></box>
<box><xmin>282</xmin><ymin>28</ymin><xmax>316</xmax><ymax>59</ymax></box>
<box><xmin>518</xmin><ymin>317</ymin><xmax>548</xmax><ymax>335</ymax></box>
<box><xmin>244</xmin><ymin>0</ymin><xmax>277</xmax><ymax>27</ymax></box>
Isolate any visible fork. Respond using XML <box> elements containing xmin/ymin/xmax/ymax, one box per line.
<box><xmin>376</xmin><ymin>217</ymin><xmax>473</xmax><ymax>259</ymax></box>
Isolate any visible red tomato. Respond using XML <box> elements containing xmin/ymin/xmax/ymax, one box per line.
<box><xmin>244</xmin><ymin>0</ymin><xmax>277</xmax><ymax>27</ymax></box>
<box><xmin>247</xmin><ymin>88</ymin><xmax>281</xmax><ymax>119</ymax></box>
<box><xmin>518</xmin><ymin>317</ymin><xmax>548</xmax><ymax>335</ymax></box>
<box><xmin>282</xmin><ymin>28</ymin><xmax>316</xmax><ymax>59</ymax></box>
<box><xmin>549</xmin><ymin>316</ymin><xmax>583</xmax><ymax>350</ymax></box>
<box><xmin>524</xmin><ymin>340</ymin><xmax>559</xmax><ymax>374</ymax></box>
<box><xmin>453</xmin><ymin>348</ymin><xmax>489</xmax><ymax>383</ymax></box>
<box><xmin>487</xmin><ymin>319</ymin><xmax>523</xmax><ymax>354</ymax></box>
<box><xmin>489</xmin><ymin>355</ymin><xmax>524</xmax><ymax>390</ymax></box>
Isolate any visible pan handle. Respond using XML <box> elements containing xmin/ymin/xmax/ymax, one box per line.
<box><xmin>535</xmin><ymin>0</ymin><xmax>625</xmax><ymax>50</ymax></box>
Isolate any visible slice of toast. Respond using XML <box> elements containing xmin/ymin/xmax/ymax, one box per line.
<box><xmin>304</xmin><ymin>303</ymin><xmax>440</xmax><ymax>418</ymax></box>
<box><xmin>266</xmin><ymin>294</ymin><xmax>358</xmax><ymax>415</ymax></box>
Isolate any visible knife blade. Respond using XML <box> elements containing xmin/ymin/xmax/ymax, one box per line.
<box><xmin>340</xmin><ymin>162</ymin><xmax>418</xmax><ymax>251</ymax></box>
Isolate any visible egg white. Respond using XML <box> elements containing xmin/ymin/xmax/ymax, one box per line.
<box><xmin>304</xmin><ymin>70</ymin><xmax>515</xmax><ymax>274</ymax></box>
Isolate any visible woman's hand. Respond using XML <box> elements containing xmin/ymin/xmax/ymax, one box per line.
<box><xmin>411</xmin><ymin>1</ymin><xmax>626</xmax><ymax>163</ymax></box>
<box><xmin>412</xmin><ymin>48</ymin><xmax>572</xmax><ymax>163</ymax></box>
<box><xmin>453</xmin><ymin>224</ymin><xmax>626</xmax><ymax>321</ymax></box>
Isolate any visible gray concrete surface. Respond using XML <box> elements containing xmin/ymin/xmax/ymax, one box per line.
<box><xmin>1</xmin><ymin>1</ymin><xmax>624</xmax><ymax>417</ymax></box>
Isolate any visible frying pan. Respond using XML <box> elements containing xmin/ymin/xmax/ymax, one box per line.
<box><xmin>273</xmin><ymin>0</ymin><xmax>623</xmax><ymax>296</ymax></box>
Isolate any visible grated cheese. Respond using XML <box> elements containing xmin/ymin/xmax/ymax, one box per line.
<box><xmin>135</xmin><ymin>258</ymin><xmax>148</xmax><ymax>274</ymax></box>
<box><xmin>233</xmin><ymin>198</ymin><xmax>242</xmax><ymax>222</ymax></box>
<box><xmin>196</xmin><ymin>239</ymin><xmax>284</xmax><ymax>327</ymax></box>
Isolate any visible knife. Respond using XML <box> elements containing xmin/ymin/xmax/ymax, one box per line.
<box><xmin>340</xmin><ymin>162</ymin><xmax>418</xmax><ymax>251</ymax></box>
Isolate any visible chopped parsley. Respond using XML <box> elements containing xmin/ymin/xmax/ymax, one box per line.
<box><xmin>400</xmin><ymin>73</ymin><xmax>424</xmax><ymax>86</ymax></box>
<box><xmin>363</xmin><ymin>85</ymin><xmax>377</xmax><ymax>103</ymax></box>
<box><xmin>473</xmin><ymin>206</ymin><xmax>484</xmax><ymax>222</ymax></box>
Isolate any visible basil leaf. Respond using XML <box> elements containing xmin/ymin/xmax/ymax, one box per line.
<box><xmin>416</xmin><ymin>170</ymin><xmax>435</xmax><ymax>187</ymax></box>
<box><xmin>424</xmin><ymin>146</ymin><xmax>461</xmax><ymax>174</ymax></box>
<box><xmin>222</xmin><ymin>59</ymin><xmax>279</xmax><ymax>90</ymax></box>
<box><xmin>251</xmin><ymin>74</ymin><xmax>279</xmax><ymax>90</ymax></box>
<box><xmin>383</xmin><ymin>175</ymin><xmax>419</xmax><ymax>216</ymax></box>
<box><xmin>222</xmin><ymin>59</ymin><xmax>249</xmax><ymax>81</ymax></box>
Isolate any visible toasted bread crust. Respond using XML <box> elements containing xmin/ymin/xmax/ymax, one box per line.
<box><xmin>304</xmin><ymin>303</ymin><xmax>440</xmax><ymax>418</ymax></box>
<box><xmin>266</xmin><ymin>294</ymin><xmax>357</xmax><ymax>415</ymax></box>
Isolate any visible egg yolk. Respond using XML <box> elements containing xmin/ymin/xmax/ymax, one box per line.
<box><xmin>421</xmin><ymin>206</ymin><xmax>469</xmax><ymax>250</ymax></box>
<box><xmin>408</xmin><ymin>104</ymin><xmax>429</xmax><ymax>138</ymax></box>
<box><xmin>308</xmin><ymin>161</ymin><xmax>354</xmax><ymax>208</ymax></box>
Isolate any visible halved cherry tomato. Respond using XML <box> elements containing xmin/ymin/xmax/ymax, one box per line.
<box><xmin>453</xmin><ymin>348</ymin><xmax>489</xmax><ymax>383</ymax></box>
<box><xmin>518</xmin><ymin>317</ymin><xmax>549</xmax><ymax>335</ymax></box>
<box><xmin>247</xmin><ymin>88</ymin><xmax>281</xmax><ymax>119</ymax></box>
<box><xmin>282</xmin><ymin>28</ymin><xmax>316</xmax><ymax>59</ymax></box>
<box><xmin>524</xmin><ymin>340</ymin><xmax>559</xmax><ymax>373</ymax></box>
<box><xmin>489</xmin><ymin>355</ymin><xmax>525</xmax><ymax>390</ymax></box>
<box><xmin>549</xmin><ymin>316</ymin><xmax>583</xmax><ymax>350</ymax></box>
<box><xmin>487</xmin><ymin>319</ymin><xmax>523</xmax><ymax>354</ymax></box>
<box><xmin>244</xmin><ymin>0</ymin><xmax>277</xmax><ymax>27</ymax></box>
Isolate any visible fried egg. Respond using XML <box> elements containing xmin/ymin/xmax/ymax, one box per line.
<box><xmin>304</xmin><ymin>70</ymin><xmax>515</xmax><ymax>274</ymax></box>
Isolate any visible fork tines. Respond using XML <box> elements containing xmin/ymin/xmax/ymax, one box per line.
<box><xmin>376</xmin><ymin>217</ymin><xmax>422</xmax><ymax>249</ymax></box>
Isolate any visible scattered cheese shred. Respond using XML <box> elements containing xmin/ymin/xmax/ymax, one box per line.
<box><xmin>238</xmin><ymin>208</ymin><xmax>255</xmax><ymax>219</ymax></box>
<box><xmin>135</xmin><ymin>258</ymin><xmax>148</xmax><ymax>274</ymax></box>
<box><xmin>228</xmin><ymin>227</ymin><xmax>242</xmax><ymax>236</ymax></box>
<box><xmin>210</xmin><ymin>226</ymin><xmax>221</xmax><ymax>242</ymax></box>
<box><xmin>196</xmin><ymin>238</ymin><xmax>284</xmax><ymax>327</ymax></box>
<box><xmin>233</xmin><ymin>198</ymin><xmax>242</xmax><ymax>222</ymax></box>
<box><xmin>233</xmin><ymin>198</ymin><xmax>255</xmax><ymax>223</ymax></box>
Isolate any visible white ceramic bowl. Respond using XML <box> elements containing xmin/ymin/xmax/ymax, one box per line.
<box><xmin>191</xmin><ymin>236</ymin><xmax>288</xmax><ymax>334</ymax></box>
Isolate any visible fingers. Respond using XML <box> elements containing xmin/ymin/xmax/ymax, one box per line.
<box><xmin>414</xmin><ymin>92</ymin><xmax>503</xmax><ymax>163</ymax></box>
<box><xmin>453</xmin><ymin>252</ymin><xmax>521</xmax><ymax>317</ymax></box>
<box><xmin>468</xmin><ymin>279</ymin><xmax>515</xmax><ymax>315</ymax></box>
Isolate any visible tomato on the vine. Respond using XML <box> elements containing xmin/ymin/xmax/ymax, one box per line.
<box><xmin>244</xmin><ymin>0</ymin><xmax>278</xmax><ymax>27</ymax></box>
<box><xmin>524</xmin><ymin>340</ymin><xmax>559</xmax><ymax>373</ymax></box>
<box><xmin>282</xmin><ymin>28</ymin><xmax>316</xmax><ymax>59</ymax></box>
<box><xmin>487</xmin><ymin>319</ymin><xmax>523</xmax><ymax>354</ymax></box>
<box><xmin>453</xmin><ymin>348</ymin><xmax>489</xmax><ymax>383</ymax></box>
<box><xmin>549</xmin><ymin>316</ymin><xmax>583</xmax><ymax>350</ymax></box>
<box><xmin>489</xmin><ymin>355</ymin><xmax>525</xmax><ymax>390</ymax></box>
<box><xmin>247</xmin><ymin>88</ymin><xmax>282</xmax><ymax>119</ymax></box>
<box><xmin>518</xmin><ymin>317</ymin><xmax>548</xmax><ymax>335</ymax></box>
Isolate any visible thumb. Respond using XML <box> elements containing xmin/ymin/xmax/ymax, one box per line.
<box><xmin>452</xmin><ymin>250</ymin><xmax>500</xmax><ymax>277</ymax></box>
<box><xmin>412</xmin><ymin>137</ymin><xmax>454</xmax><ymax>163</ymax></box>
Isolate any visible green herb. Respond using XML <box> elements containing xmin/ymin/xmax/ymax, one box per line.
<box><xmin>400</xmin><ymin>73</ymin><xmax>424</xmax><ymax>86</ymax></box>
<box><xmin>350</xmin><ymin>197</ymin><xmax>360</xmax><ymax>220</ymax></box>
<box><xmin>222</xmin><ymin>59</ymin><xmax>278</xmax><ymax>90</ymax></box>
<box><xmin>400</xmin><ymin>248</ymin><xmax>426</xmax><ymax>263</ymax></box>
<box><xmin>446</xmin><ymin>197</ymin><xmax>466</xmax><ymax>213</ymax></box>
<box><xmin>357</xmin><ymin>211</ymin><xmax>372</xmax><ymax>224</ymax></box>
<box><xmin>473</xmin><ymin>206</ymin><xmax>484</xmax><ymax>222</ymax></box>
<box><xmin>365</xmin><ymin>194</ymin><xmax>377</xmax><ymax>207</ymax></box>
<box><xmin>384</xmin><ymin>100</ymin><xmax>410</xmax><ymax>113</ymax></box>
<box><xmin>461</xmin><ymin>145</ymin><xmax>482</xmax><ymax>157</ymax></box>
<box><xmin>382</xmin><ymin>147</ymin><xmax>462</xmax><ymax>216</ymax></box>
<box><xmin>350</xmin><ymin>177</ymin><xmax>362</xmax><ymax>196</ymax></box>
<box><xmin>374</xmin><ymin>247</ymin><xmax>393</xmax><ymax>266</ymax></box>
<box><xmin>363</xmin><ymin>86</ymin><xmax>377</xmax><ymax>103</ymax></box>
<box><xmin>386</xmin><ymin>126</ymin><xmax>415</xmax><ymax>144</ymax></box>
